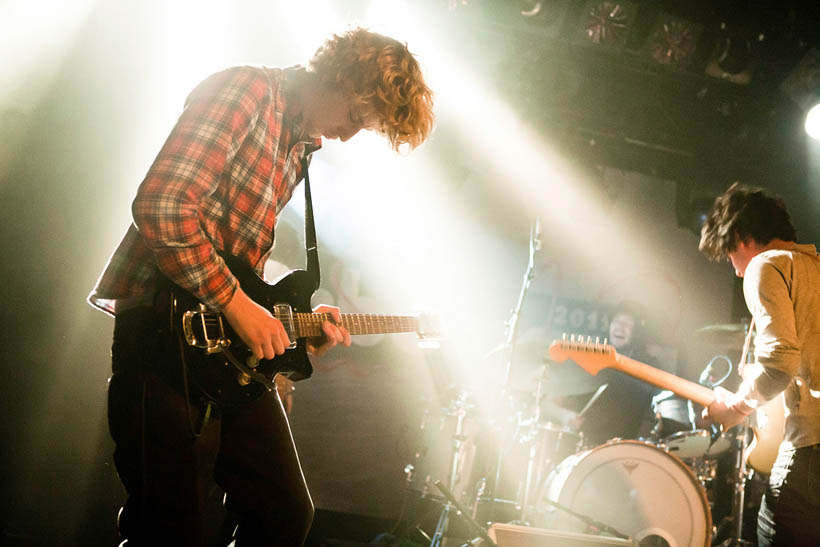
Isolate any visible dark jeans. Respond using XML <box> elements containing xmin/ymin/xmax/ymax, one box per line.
<box><xmin>107</xmin><ymin>307</ymin><xmax>313</xmax><ymax>546</ymax></box>
<box><xmin>758</xmin><ymin>443</ymin><xmax>820</xmax><ymax>546</ymax></box>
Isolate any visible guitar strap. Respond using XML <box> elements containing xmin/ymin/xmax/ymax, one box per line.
<box><xmin>302</xmin><ymin>158</ymin><xmax>321</xmax><ymax>292</ymax></box>
<box><xmin>739</xmin><ymin>317</ymin><xmax>755</xmax><ymax>376</ymax></box>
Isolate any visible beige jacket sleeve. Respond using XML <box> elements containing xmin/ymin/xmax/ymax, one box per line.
<box><xmin>737</xmin><ymin>252</ymin><xmax>800</xmax><ymax>405</ymax></box>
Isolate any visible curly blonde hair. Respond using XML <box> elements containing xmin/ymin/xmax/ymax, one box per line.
<box><xmin>310</xmin><ymin>28</ymin><xmax>434</xmax><ymax>151</ymax></box>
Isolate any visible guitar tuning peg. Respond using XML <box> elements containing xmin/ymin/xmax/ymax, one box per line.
<box><xmin>562</xmin><ymin>332</ymin><xmax>567</xmax><ymax>341</ymax></box>
<box><xmin>595</xmin><ymin>337</ymin><xmax>600</xmax><ymax>345</ymax></box>
<box><xmin>603</xmin><ymin>337</ymin><xmax>608</xmax><ymax>346</ymax></box>
<box><xmin>586</xmin><ymin>336</ymin><xmax>592</xmax><ymax>344</ymax></box>
<box><xmin>570</xmin><ymin>334</ymin><xmax>576</xmax><ymax>343</ymax></box>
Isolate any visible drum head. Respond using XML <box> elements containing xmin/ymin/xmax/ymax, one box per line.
<box><xmin>663</xmin><ymin>429</ymin><xmax>711</xmax><ymax>460</ymax></box>
<box><xmin>539</xmin><ymin>440</ymin><xmax>711</xmax><ymax>547</ymax></box>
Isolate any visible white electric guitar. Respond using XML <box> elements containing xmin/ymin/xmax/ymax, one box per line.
<box><xmin>549</xmin><ymin>338</ymin><xmax>785</xmax><ymax>473</ymax></box>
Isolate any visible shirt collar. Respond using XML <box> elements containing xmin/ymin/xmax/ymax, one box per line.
<box><xmin>281</xmin><ymin>66</ymin><xmax>322</xmax><ymax>152</ymax></box>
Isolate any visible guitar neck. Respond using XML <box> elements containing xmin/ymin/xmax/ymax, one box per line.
<box><xmin>613</xmin><ymin>353</ymin><xmax>715</xmax><ymax>407</ymax></box>
<box><xmin>292</xmin><ymin>313</ymin><xmax>419</xmax><ymax>338</ymax></box>
<box><xmin>550</xmin><ymin>340</ymin><xmax>716</xmax><ymax>408</ymax></box>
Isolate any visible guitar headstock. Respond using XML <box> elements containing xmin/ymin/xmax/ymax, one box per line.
<box><xmin>548</xmin><ymin>335</ymin><xmax>618</xmax><ymax>376</ymax></box>
<box><xmin>416</xmin><ymin>311</ymin><xmax>443</xmax><ymax>342</ymax></box>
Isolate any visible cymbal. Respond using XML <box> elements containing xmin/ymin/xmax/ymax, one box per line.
<box><xmin>693</xmin><ymin>323</ymin><xmax>750</xmax><ymax>347</ymax></box>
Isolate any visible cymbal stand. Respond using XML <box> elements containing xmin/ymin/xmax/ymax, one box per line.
<box><xmin>714</xmin><ymin>422</ymin><xmax>754</xmax><ymax>546</ymax></box>
<box><xmin>717</xmin><ymin>319</ymin><xmax>755</xmax><ymax>546</ymax></box>
<box><xmin>430</xmin><ymin>395</ymin><xmax>471</xmax><ymax>547</ymax></box>
<box><xmin>518</xmin><ymin>366</ymin><xmax>548</xmax><ymax>524</ymax></box>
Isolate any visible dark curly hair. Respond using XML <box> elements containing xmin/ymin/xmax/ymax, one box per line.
<box><xmin>309</xmin><ymin>27</ymin><xmax>435</xmax><ymax>151</ymax></box>
<box><xmin>699</xmin><ymin>182</ymin><xmax>797</xmax><ymax>261</ymax></box>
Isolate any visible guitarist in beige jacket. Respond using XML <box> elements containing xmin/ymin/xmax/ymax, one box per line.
<box><xmin>699</xmin><ymin>182</ymin><xmax>820</xmax><ymax>546</ymax></box>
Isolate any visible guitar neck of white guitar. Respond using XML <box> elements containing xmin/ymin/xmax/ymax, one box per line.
<box><xmin>615</xmin><ymin>354</ymin><xmax>715</xmax><ymax>407</ymax></box>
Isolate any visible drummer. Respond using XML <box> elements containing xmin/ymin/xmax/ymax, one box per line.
<box><xmin>548</xmin><ymin>301</ymin><xmax>659</xmax><ymax>445</ymax></box>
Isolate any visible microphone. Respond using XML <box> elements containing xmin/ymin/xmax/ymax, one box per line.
<box><xmin>699</xmin><ymin>354</ymin><xmax>732</xmax><ymax>387</ymax></box>
<box><xmin>698</xmin><ymin>363</ymin><xmax>714</xmax><ymax>387</ymax></box>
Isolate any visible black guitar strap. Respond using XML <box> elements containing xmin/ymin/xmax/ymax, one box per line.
<box><xmin>302</xmin><ymin>158</ymin><xmax>320</xmax><ymax>291</ymax></box>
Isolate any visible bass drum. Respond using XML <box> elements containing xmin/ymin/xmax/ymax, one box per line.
<box><xmin>538</xmin><ymin>440</ymin><xmax>711</xmax><ymax>547</ymax></box>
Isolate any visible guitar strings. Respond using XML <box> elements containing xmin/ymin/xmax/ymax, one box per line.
<box><xmin>196</xmin><ymin>311</ymin><xmax>419</xmax><ymax>334</ymax></box>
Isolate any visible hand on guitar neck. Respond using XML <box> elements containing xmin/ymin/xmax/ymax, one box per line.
<box><xmin>305</xmin><ymin>304</ymin><xmax>352</xmax><ymax>356</ymax></box>
<box><xmin>702</xmin><ymin>386</ymin><xmax>756</xmax><ymax>431</ymax></box>
<box><xmin>702</xmin><ymin>364</ymin><xmax>766</xmax><ymax>431</ymax></box>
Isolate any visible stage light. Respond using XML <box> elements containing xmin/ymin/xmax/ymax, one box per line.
<box><xmin>805</xmin><ymin>103</ymin><xmax>820</xmax><ymax>140</ymax></box>
<box><xmin>578</xmin><ymin>0</ymin><xmax>636</xmax><ymax>50</ymax></box>
<box><xmin>645</xmin><ymin>14</ymin><xmax>702</xmax><ymax>69</ymax></box>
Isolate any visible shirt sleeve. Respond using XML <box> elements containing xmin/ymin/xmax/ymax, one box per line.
<box><xmin>131</xmin><ymin>67</ymin><xmax>268</xmax><ymax>310</ymax></box>
<box><xmin>739</xmin><ymin>255</ymin><xmax>800</xmax><ymax>404</ymax></box>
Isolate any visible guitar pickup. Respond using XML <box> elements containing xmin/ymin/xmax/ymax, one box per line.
<box><xmin>182</xmin><ymin>303</ymin><xmax>231</xmax><ymax>354</ymax></box>
<box><xmin>273</xmin><ymin>303</ymin><xmax>298</xmax><ymax>349</ymax></box>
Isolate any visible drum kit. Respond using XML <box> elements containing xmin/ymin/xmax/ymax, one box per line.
<box><xmin>399</xmin><ymin>223</ymin><xmax>762</xmax><ymax>547</ymax></box>
<box><xmin>403</xmin><ymin>369</ymin><xmax>757</xmax><ymax>547</ymax></box>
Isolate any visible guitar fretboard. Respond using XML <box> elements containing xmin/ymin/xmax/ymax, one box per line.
<box><xmin>549</xmin><ymin>340</ymin><xmax>716</xmax><ymax>407</ymax></box>
<box><xmin>277</xmin><ymin>313</ymin><xmax>419</xmax><ymax>338</ymax></box>
<box><xmin>614</xmin><ymin>353</ymin><xmax>715</xmax><ymax>407</ymax></box>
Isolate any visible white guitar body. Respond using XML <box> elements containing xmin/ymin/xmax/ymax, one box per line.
<box><xmin>746</xmin><ymin>393</ymin><xmax>786</xmax><ymax>474</ymax></box>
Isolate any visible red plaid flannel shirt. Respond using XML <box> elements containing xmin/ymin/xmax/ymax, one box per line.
<box><xmin>88</xmin><ymin>66</ymin><xmax>321</xmax><ymax>315</ymax></box>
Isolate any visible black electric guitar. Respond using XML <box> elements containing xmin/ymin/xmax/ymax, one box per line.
<box><xmin>168</xmin><ymin>257</ymin><xmax>438</xmax><ymax>407</ymax></box>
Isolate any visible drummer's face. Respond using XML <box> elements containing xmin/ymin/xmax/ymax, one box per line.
<box><xmin>609</xmin><ymin>313</ymin><xmax>635</xmax><ymax>349</ymax></box>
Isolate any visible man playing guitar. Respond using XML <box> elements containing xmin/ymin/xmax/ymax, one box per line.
<box><xmin>88</xmin><ymin>28</ymin><xmax>434</xmax><ymax>546</ymax></box>
<box><xmin>699</xmin><ymin>182</ymin><xmax>820</xmax><ymax>546</ymax></box>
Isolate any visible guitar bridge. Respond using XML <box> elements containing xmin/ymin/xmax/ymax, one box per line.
<box><xmin>182</xmin><ymin>303</ymin><xmax>231</xmax><ymax>354</ymax></box>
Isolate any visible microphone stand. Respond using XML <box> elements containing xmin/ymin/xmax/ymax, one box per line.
<box><xmin>499</xmin><ymin>218</ymin><xmax>541</xmax><ymax>390</ymax></box>
<box><xmin>540</xmin><ymin>499</ymin><xmax>633</xmax><ymax>541</ymax></box>
<box><xmin>490</xmin><ymin>218</ymin><xmax>542</xmax><ymax>515</ymax></box>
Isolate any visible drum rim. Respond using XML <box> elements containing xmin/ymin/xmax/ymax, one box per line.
<box><xmin>663</xmin><ymin>429</ymin><xmax>711</xmax><ymax>442</ymax></box>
